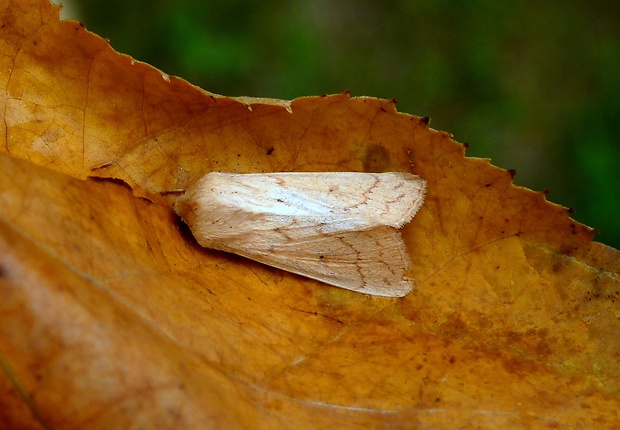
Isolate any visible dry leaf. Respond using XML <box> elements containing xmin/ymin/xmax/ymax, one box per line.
<box><xmin>1</xmin><ymin>0</ymin><xmax>619</xmax><ymax>429</ymax></box>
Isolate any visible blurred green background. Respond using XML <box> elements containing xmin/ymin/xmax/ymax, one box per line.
<box><xmin>60</xmin><ymin>0</ymin><xmax>619</xmax><ymax>249</ymax></box>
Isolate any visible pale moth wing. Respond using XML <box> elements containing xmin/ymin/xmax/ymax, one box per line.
<box><xmin>174</xmin><ymin>172</ymin><xmax>426</xmax><ymax>297</ymax></box>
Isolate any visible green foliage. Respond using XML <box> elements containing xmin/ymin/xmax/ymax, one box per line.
<box><xmin>68</xmin><ymin>0</ymin><xmax>620</xmax><ymax>248</ymax></box>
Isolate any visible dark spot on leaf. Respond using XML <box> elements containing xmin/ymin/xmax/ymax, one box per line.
<box><xmin>363</xmin><ymin>143</ymin><xmax>390</xmax><ymax>172</ymax></box>
<box><xmin>439</xmin><ymin>314</ymin><xmax>468</xmax><ymax>337</ymax></box>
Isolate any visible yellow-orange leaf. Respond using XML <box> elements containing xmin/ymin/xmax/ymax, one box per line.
<box><xmin>1</xmin><ymin>0</ymin><xmax>619</xmax><ymax>429</ymax></box>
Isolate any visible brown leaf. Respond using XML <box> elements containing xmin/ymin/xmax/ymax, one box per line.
<box><xmin>1</xmin><ymin>0</ymin><xmax>619</xmax><ymax>428</ymax></box>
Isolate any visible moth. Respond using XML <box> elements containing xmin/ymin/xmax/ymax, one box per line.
<box><xmin>174</xmin><ymin>172</ymin><xmax>426</xmax><ymax>297</ymax></box>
